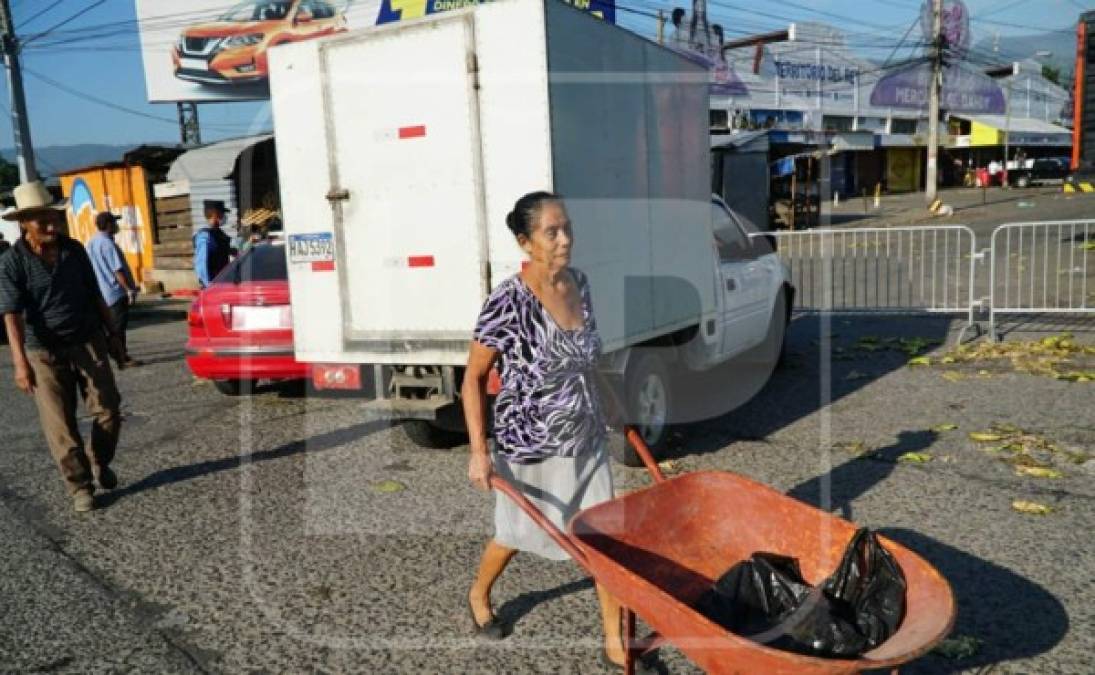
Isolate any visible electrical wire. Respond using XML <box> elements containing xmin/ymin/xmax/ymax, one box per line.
<box><xmin>17</xmin><ymin>0</ymin><xmax>72</xmax><ymax>31</ymax></box>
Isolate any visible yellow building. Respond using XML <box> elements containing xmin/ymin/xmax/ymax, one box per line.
<box><xmin>59</xmin><ymin>146</ymin><xmax>182</xmax><ymax>286</ymax></box>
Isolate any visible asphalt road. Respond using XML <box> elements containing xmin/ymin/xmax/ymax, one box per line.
<box><xmin>1</xmin><ymin>292</ymin><xmax>1092</xmax><ymax>674</ymax></box>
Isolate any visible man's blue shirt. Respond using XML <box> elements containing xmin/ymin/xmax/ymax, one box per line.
<box><xmin>87</xmin><ymin>231</ymin><xmax>134</xmax><ymax>306</ymax></box>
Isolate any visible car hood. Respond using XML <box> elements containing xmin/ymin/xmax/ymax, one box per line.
<box><xmin>181</xmin><ymin>21</ymin><xmax>280</xmax><ymax>38</ymax></box>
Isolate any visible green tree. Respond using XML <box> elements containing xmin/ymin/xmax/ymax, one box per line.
<box><xmin>1042</xmin><ymin>64</ymin><xmax>1062</xmax><ymax>86</ymax></box>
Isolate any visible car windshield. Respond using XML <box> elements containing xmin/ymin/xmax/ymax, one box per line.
<box><xmin>219</xmin><ymin>1</ymin><xmax>293</xmax><ymax>22</ymax></box>
<box><xmin>213</xmin><ymin>243</ymin><xmax>287</xmax><ymax>285</ymax></box>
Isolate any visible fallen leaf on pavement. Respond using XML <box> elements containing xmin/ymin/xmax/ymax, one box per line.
<box><xmin>1011</xmin><ymin>500</ymin><xmax>1053</xmax><ymax>515</ymax></box>
<box><xmin>908</xmin><ymin>356</ymin><xmax>931</xmax><ymax>366</ymax></box>
<box><xmin>931</xmin><ymin>423</ymin><xmax>959</xmax><ymax>432</ymax></box>
<box><xmin>969</xmin><ymin>431</ymin><xmax>1005</xmax><ymax>442</ymax></box>
<box><xmin>834</xmin><ymin>440</ymin><xmax>869</xmax><ymax>456</ymax></box>
<box><xmin>657</xmin><ymin>460</ymin><xmax>682</xmax><ymax>474</ymax></box>
<box><xmin>898</xmin><ymin>451</ymin><xmax>933</xmax><ymax>463</ymax></box>
<box><xmin>942</xmin><ymin>372</ymin><xmax>966</xmax><ymax>382</ymax></box>
<box><xmin>1015</xmin><ymin>466</ymin><xmax>1063</xmax><ymax>479</ymax></box>
<box><xmin>932</xmin><ymin>635</ymin><xmax>981</xmax><ymax>660</ymax></box>
<box><xmin>373</xmin><ymin>480</ymin><xmax>407</xmax><ymax>494</ymax></box>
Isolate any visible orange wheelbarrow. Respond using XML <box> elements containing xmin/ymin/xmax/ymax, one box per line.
<box><xmin>490</xmin><ymin>428</ymin><xmax>956</xmax><ymax>674</ymax></box>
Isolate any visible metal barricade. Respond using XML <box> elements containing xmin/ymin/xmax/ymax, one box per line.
<box><xmin>988</xmin><ymin>220</ymin><xmax>1095</xmax><ymax>339</ymax></box>
<box><xmin>753</xmin><ymin>226</ymin><xmax>983</xmax><ymax>342</ymax></box>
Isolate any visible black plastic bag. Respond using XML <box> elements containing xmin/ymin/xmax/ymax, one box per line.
<box><xmin>696</xmin><ymin>528</ymin><xmax>907</xmax><ymax>658</ymax></box>
<box><xmin>696</xmin><ymin>552</ymin><xmax>811</xmax><ymax>636</ymax></box>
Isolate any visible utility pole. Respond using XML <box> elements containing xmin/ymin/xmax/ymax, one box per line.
<box><xmin>925</xmin><ymin>0</ymin><xmax>943</xmax><ymax>204</ymax></box>
<box><xmin>656</xmin><ymin>10</ymin><xmax>665</xmax><ymax>46</ymax></box>
<box><xmin>177</xmin><ymin>102</ymin><xmax>201</xmax><ymax>147</ymax></box>
<box><xmin>0</xmin><ymin>0</ymin><xmax>38</xmax><ymax>183</ymax></box>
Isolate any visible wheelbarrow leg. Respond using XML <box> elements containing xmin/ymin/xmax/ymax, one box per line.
<box><xmin>622</xmin><ymin>606</ymin><xmax>636</xmax><ymax>675</ymax></box>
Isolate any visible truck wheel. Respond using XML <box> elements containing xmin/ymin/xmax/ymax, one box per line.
<box><xmin>401</xmin><ymin>420</ymin><xmax>465</xmax><ymax>449</ymax></box>
<box><xmin>624</xmin><ymin>353</ymin><xmax>673</xmax><ymax>461</ymax></box>
<box><xmin>213</xmin><ymin>379</ymin><xmax>255</xmax><ymax>396</ymax></box>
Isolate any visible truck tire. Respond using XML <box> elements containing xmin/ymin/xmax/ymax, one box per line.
<box><xmin>401</xmin><ymin>420</ymin><xmax>466</xmax><ymax>449</ymax></box>
<box><xmin>213</xmin><ymin>379</ymin><xmax>255</xmax><ymax>396</ymax></box>
<box><xmin>623</xmin><ymin>353</ymin><xmax>673</xmax><ymax>462</ymax></box>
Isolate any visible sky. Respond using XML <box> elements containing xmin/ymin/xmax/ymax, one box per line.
<box><xmin>1</xmin><ymin>0</ymin><xmax>1091</xmax><ymax>151</ymax></box>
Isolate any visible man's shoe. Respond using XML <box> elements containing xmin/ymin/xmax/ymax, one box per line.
<box><xmin>121</xmin><ymin>358</ymin><xmax>143</xmax><ymax>368</ymax></box>
<box><xmin>73</xmin><ymin>490</ymin><xmax>95</xmax><ymax>513</ymax></box>
<box><xmin>97</xmin><ymin>467</ymin><xmax>118</xmax><ymax>491</ymax></box>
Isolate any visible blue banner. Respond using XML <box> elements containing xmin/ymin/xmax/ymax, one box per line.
<box><xmin>376</xmin><ymin>0</ymin><xmax>616</xmax><ymax>25</ymax></box>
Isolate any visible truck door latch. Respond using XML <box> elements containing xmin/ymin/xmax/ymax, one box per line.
<box><xmin>326</xmin><ymin>188</ymin><xmax>350</xmax><ymax>202</ymax></box>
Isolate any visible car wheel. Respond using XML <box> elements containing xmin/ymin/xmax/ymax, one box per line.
<box><xmin>401</xmin><ymin>420</ymin><xmax>466</xmax><ymax>449</ymax></box>
<box><xmin>213</xmin><ymin>379</ymin><xmax>255</xmax><ymax>396</ymax></box>
<box><xmin>1017</xmin><ymin>175</ymin><xmax>1030</xmax><ymax>188</ymax></box>
<box><xmin>614</xmin><ymin>353</ymin><xmax>673</xmax><ymax>466</ymax></box>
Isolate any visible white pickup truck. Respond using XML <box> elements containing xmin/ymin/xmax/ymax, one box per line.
<box><xmin>269</xmin><ymin>0</ymin><xmax>792</xmax><ymax>460</ymax></box>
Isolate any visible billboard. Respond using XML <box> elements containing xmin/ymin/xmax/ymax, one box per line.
<box><xmin>136</xmin><ymin>0</ymin><xmax>615</xmax><ymax>103</ymax></box>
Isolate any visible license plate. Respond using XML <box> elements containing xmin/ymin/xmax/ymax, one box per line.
<box><xmin>180</xmin><ymin>58</ymin><xmax>208</xmax><ymax>71</ymax></box>
<box><xmin>288</xmin><ymin>232</ymin><xmax>335</xmax><ymax>263</ymax></box>
<box><xmin>231</xmin><ymin>305</ymin><xmax>290</xmax><ymax>331</ymax></box>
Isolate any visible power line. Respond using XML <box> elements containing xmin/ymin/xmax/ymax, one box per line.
<box><xmin>18</xmin><ymin>0</ymin><xmax>71</xmax><ymax>30</ymax></box>
<box><xmin>20</xmin><ymin>65</ymin><xmax>258</xmax><ymax>132</ymax></box>
<box><xmin>21</xmin><ymin>0</ymin><xmax>105</xmax><ymax>46</ymax></box>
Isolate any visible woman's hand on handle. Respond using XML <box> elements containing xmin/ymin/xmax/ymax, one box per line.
<box><xmin>468</xmin><ymin>451</ymin><xmax>493</xmax><ymax>492</ymax></box>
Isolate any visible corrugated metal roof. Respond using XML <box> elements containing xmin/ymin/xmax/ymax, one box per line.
<box><xmin>167</xmin><ymin>134</ymin><xmax>274</xmax><ymax>182</ymax></box>
<box><xmin>711</xmin><ymin>130</ymin><xmax>769</xmax><ymax>152</ymax></box>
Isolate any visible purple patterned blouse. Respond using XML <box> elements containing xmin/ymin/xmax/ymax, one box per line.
<box><xmin>472</xmin><ymin>268</ymin><xmax>606</xmax><ymax>464</ymax></box>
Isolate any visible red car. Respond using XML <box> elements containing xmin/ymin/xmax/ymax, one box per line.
<box><xmin>185</xmin><ymin>241</ymin><xmax>308</xmax><ymax>395</ymax></box>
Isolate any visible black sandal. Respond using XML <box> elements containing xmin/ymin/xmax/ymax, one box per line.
<box><xmin>467</xmin><ymin>599</ymin><xmax>509</xmax><ymax>640</ymax></box>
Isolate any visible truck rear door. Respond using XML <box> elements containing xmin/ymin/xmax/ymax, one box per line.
<box><xmin>321</xmin><ymin>13</ymin><xmax>488</xmax><ymax>349</ymax></box>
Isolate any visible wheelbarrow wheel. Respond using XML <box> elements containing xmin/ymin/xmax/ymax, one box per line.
<box><xmin>614</xmin><ymin>353</ymin><xmax>673</xmax><ymax>466</ymax></box>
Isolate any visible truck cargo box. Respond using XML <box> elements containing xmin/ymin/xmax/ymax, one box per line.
<box><xmin>270</xmin><ymin>0</ymin><xmax>714</xmax><ymax>366</ymax></box>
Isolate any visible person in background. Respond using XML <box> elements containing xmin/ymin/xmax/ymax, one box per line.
<box><xmin>87</xmin><ymin>212</ymin><xmax>141</xmax><ymax>368</ymax></box>
<box><xmin>193</xmin><ymin>200</ymin><xmax>235</xmax><ymax>288</ymax></box>
<box><xmin>0</xmin><ymin>181</ymin><xmax>125</xmax><ymax>513</ymax></box>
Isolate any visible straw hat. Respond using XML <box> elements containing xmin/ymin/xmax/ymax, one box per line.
<box><xmin>3</xmin><ymin>181</ymin><xmax>67</xmax><ymax>221</ymax></box>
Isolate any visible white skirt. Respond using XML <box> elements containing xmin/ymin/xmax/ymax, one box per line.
<box><xmin>492</xmin><ymin>445</ymin><xmax>614</xmax><ymax>561</ymax></box>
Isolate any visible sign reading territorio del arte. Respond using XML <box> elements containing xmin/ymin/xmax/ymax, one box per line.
<box><xmin>870</xmin><ymin>0</ymin><xmax>1006</xmax><ymax>114</ymax></box>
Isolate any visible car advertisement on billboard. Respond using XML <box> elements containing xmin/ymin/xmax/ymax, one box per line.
<box><xmin>136</xmin><ymin>0</ymin><xmax>615</xmax><ymax>103</ymax></box>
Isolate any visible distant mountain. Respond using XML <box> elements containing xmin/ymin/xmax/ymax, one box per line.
<box><xmin>971</xmin><ymin>31</ymin><xmax>1077</xmax><ymax>79</ymax></box>
<box><xmin>0</xmin><ymin>142</ymin><xmax>178</xmax><ymax>177</ymax></box>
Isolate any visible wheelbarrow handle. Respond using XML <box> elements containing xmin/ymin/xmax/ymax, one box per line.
<box><xmin>623</xmin><ymin>426</ymin><xmax>666</xmax><ymax>483</ymax></box>
<box><xmin>488</xmin><ymin>474</ymin><xmax>592</xmax><ymax>570</ymax></box>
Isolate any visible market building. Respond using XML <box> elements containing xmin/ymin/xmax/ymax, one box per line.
<box><xmin>665</xmin><ymin>6</ymin><xmax>1071</xmax><ymax>204</ymax></box>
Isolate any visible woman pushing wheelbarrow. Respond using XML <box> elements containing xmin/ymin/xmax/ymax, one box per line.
<box><xmin>463</xmin><ymin>191</ymin><xmax>956</xmax><ymax>674</ymax></box>
<box><xmin>462</xmin><ymin>191</ymin><xmax>644</xmax><ymax>671</ymax></box>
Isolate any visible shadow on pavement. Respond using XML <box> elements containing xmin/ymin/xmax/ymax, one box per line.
<box><xmin>879</xmin><ymin>528</ymin><xmax>1070</xmax><ymax>674</ymax></box>
<box><xmin>662</xmin><ymin>315</ymin><xmax>953</xmax><ymax>461</ymax></box>
<box><xmin>787</xmin><ymin>430</ymin><xmax>937</xmax><ymax>521</ymax></box>
<box><xmin>98</xmin><ymin>420</ymin><xmax>387</xmax><ymax>507</ymax></box>
<box><xmin>496</xmin><ymin>577</ymin><xmax>594</xmax><ymax>628</ymax></box>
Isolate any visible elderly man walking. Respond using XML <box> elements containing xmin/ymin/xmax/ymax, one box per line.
<box><xmin>0</xmin><ymin>181</ymin><xmax>125</xmax><ymax>512</ymax></box>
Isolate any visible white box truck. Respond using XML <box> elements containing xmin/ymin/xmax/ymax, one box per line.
<box><xmin>269</xmin><ymin>0</ymin><xmax>791</xmax><ymax>459</ymax></box>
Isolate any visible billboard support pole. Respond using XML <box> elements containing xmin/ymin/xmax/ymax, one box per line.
<box><xmin>178</xmin><ymin>102</ymin><xmax>201</xmax><ymax>147</ymax></box>
<box><xmin>0</xmin><ymin>0</ymin><xmax>38</xmax><ymax>182</ymax></box>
